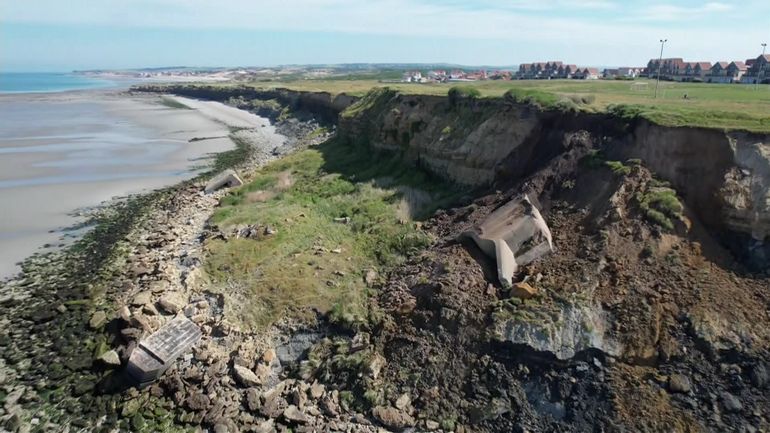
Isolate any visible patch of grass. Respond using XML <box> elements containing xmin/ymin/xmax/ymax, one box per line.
<box><xmin>158</xmin><ymin>96</ymin><xmax>191</xmax><ymax>110</ymax></box>
<box><xmin>448</xmin><ymin>85</ymin><xmax>481</xmax><ymax>103</ymax></box>
<box><xmin>228</xmin><ymin>79</ymin><xmax>770</xmax><ymax>133</ymax></box>
<box><xmin>636</xmin><ymin>186</ymin><xmax>684</xmax><ymax>231</ymax></box>
<box><xmin>341</xmin><ymin>87</ymin><xmax>395</xmax><ymax>119</ymax></box>
<box><xmin>604</xmin><ymin>160</ymin><xmax>631</xmax><ymax>176</ymax></box>
<box><xmin>204</xmin><ymin>137</ymin><xmax>464</xmax><ymax>331</ymax></box>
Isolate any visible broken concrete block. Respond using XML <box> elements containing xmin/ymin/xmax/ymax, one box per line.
<box><xmin>204</xmin><ymin>169</ymin><xmax>244</xmax><ymax>194</ymax></box>
<box><xmin>126</xmin><ymin>316</ymin><xmax>202</xmax><ymax>385</ymax></box>
<box><xmin>461</xmin><ymin>194</ymin><xmax>553</xmax><ymax>288</ymax></box>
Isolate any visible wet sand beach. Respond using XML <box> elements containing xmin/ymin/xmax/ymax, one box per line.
<box><xmin>0</xmin><ymin>90</ymin><xmax>280</xmax><ymax>279</ymax></box>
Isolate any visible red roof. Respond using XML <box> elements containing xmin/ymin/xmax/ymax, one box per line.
<box><xmin>694</xmin><ymin>62</ymin><xmax>712</xmax><ymax>69</ymax></box>
<box><xmin>730</xmin><ymin>61</ymin><xmax>747</xmax><ymax>70</ymax></box>
<box><xmin>586</xmin><ymin>68</ymin><xmax>599</xmax><ymax>74</ymax></box>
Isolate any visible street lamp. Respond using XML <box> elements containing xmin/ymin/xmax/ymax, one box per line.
<box><xmin>654</xmin><ymin>39</ymin><xmax>667</xmax><ymax>99</ymax></box>
<box><xmin>757</xmin><ymin>42</ymin><xmax>767</xmax><ymax>90</ymax></box>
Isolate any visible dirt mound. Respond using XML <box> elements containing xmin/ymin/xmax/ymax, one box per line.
<box><xmin>357</xmin><ymin>143</ymin><xmax>770</xmax><ymax>432</ymax></box>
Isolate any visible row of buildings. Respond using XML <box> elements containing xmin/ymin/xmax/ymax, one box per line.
<box><xmin>646</xmin><ymin>54</ymin><xmax>770</xmax><ymax>84</ymax></box>
<box><xmin>400</xmin><ymin>53</ymin><xmax>770</xmax><ymax>84</ymax></box>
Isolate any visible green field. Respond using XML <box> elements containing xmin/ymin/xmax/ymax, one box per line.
<box><xmin>230</xmin><ymin>78</ymin><xmax>770</xmax><ymax>133</ymax></box>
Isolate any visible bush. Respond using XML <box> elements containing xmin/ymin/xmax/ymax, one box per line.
<box><xmin>604</xmin><ymin>160</ymin><xmax>631</xmax><ymax>176</ymax></box>
<box><xmin>636</xmin><ymin>187</ymin><xmax>684</xmax><ymax>230</ymax></box>
<box><xmin>448</xmin><ymin>85</ymin><xmax>481</xmax><ymax>104</ymax></box>
<box><xmin>504</xmin><ymin>88</ymin><xmax>559</xmax><ymax>109</ymax></box>
<box><xmin>554</xmin><ymin>98</ymin><xmax>580</xmax><ymax>113</ymax></box>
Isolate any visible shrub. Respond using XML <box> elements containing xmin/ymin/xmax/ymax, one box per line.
<box><xmin>604</xmin><ymin>160</ymin><xmax>631</xmax><ymax>176</ymax></box>
<box><xmin>636</xmin><ymin>187</ymin><xmax>684</xmax><ymax>230</ymax></box>
<box><xmin>448</xmin><ymin>85</ymin><xmax>481</xmax><ymax>105</ymax></box>
<box><xmin>555</xmin><ymin>98</ymin><xmax>580</xmax><ymax>113</ymax></box>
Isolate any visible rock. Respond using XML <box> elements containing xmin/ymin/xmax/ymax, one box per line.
<box><xmin>254</xmin><ymin>419</ymin><xmax>275</xmax><ymax>433</ymax></box>
<box><xmin>187</xmin><ymin>392</ymin><xmax>211</xmax><ymax>411</ymax></box>
<box><xmin>261</xmin><ymin>385</ymin><xmax>288</xmax><ymax>418</ymax></box>
<box><xmin>510</xmin><ymin>281</ymin><xmax>537</xmax><ymax>299</ymax></box>
<box><xmin>372</xmin><ymin>406</ymin><xmax>416</xmax><ymax>429</ymax></box>
<box><xmin>394</xmin><ymin>393</ymin><xmax>410</xmax><ymax>410</ymax></box>
<box><xmin>309</xmin><ymin>382</ymin><xmax>325</xmax><ymax>399</ymax></box>
<box><xmin>89</xmin><ymin>311</ymin><xmax>107</xmax><ymax>329</ymax></box>
<box><xmin>246</xmin><ymin>388</ymin><xmax>261</xmax><ymax>412</ymax></box>
<box><xmin>56</xmin><ymin>304</ymin><xmax>67</xmax><ymax>313</ymax></box>
<box><xmin>364</xmin><ymin>269</ymin><xmax>378</xmax><ymax>286</ymax></box>
<box><xmin>426</xmin><ymin>420</ymin><xmax>440</xmax><ymax>431</ymax></box>
<box><xmin>205</xmin><ymin>169</ymin><xmax>244</xmax><ymax>194</ymax></box>
<box><xmin>142</xmin><ymin>304</ymin><xmax>159</xmax><ymax>316</ymax></box>
<box><xmin>367</xmin><ymin>353</ymin><xmax>386</xmax><ymax>379</ymax></box>
<box><xmin>333</xmin><ymin>217</ymin><xmax>350</xmax><ymax>224</ymax></box>
<box><xmin>132</xmin><ymin>291</ymin><xmax>152</xmax><ymax>307</ymax></box>
<box><xmin>118</xmin><ymin>306</ymin><xmax>132</xmax><ymax>321</ymax></box>
<box><xmin>750</xmin><ymin>363</ymin><xmax>768</xmax><ymax>388</ymax></box>
<box><xmin>214</xmin><ymin>423</ymin><xmax>230</xmax><ymax>433</ymax></box>
<box><xmin>668</xmin><ymin>374</ymin><xmax>692</xmax><ymax>393</ymax></box>
<box><xmin>98</xmin><ymin>350</ymin><xmax>121</xmax><ymax>367</ymax></box>
<box><xmin>233</xmin><ymin>365</ymin><xmax>263</xmax><ymax>387</ymax></box>
<box><xmin>283</xmin><ymin>405</ymin><xmax>309</xmax><ymax>424</ymax></box>
<box><xmin>264</xmin><ymin>226</ymin><xmax>276</xmax><ymax>236</ymax></box>
<box><xmin>262</xmin><ymin>348</ymin><xmax>277</xmax><ymax>364</ymax></box>
<box><xmin>721</xmin><ymin>392</ymin><xmax>743</xmax><ymax>412</ymax></box>
<box><xmin>159</xmin><ymin>293</ymin><xmax>186</xmax><ymax>314</ymax></box>
<box><xmin>292</xmin><ymin>387</ymin><xmax>308</xmax><ymax>409</ymax></box>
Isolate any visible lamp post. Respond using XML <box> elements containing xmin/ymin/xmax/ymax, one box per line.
<box><xmin>654</xmin><ymin>39</ymin><xmax>667</xmax><ymax>99</ymax></box>
<box><xmin>757</xmin><ymin>43</ymin><xmax>767</xmax><ymax>90</ymax></box>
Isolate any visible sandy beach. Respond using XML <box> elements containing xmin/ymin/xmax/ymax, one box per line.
<box><xmin>0</xmin><ymin>90</ymin><xmax>281</xmax><ymax>279</ymax></box>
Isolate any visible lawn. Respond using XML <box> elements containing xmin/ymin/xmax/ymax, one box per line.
<box><xmin>203</xmin><ymin>136</ymin><xmax>464</xmax><ymax>331</ymax></box>
<box><xmin>228</xmin><ymin>78</ymin><xmax>770</xmax><ymax>133</ymax></box>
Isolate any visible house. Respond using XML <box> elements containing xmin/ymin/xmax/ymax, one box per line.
<box><xmin>401</xmin><ymin>71</ymin><xmax>423</xmax><ymax>83</ymax></box>
<box><xmin>707</xmin><ymin>62</ymin><xmax>730</xmax><ymax>83</ymax></box>
<box><xmin>646</xmin><ymin>58</ymin><xmax>685</xmax><ymax>79</ymax></box>
<box><xmin>574</xmin><ymin>67</ymin><xmax>599</xmax><ymax>80</ymax></box>
<box><xmin>740</xmin><ymin>54</ymin><xmax>770</xmax><ymax>84</ymax></box>
<box><xmin>449</xmin><ymin>70</ymin><xmax>465</xmax><ymax>80</ymax></box>
<box><xmin>726</xmin><ymin>61</ymin><xmax>747</xmax><ymax>82</ymax></box>
<box><xmin>692</xmin><ymin>62</ymin><xmax>712</xmax><ymax>81</ymax></box>
<box><xmin>427</xmin><ymin>70</ymin><xmax>447</xmax><ymax>81</ymax></box>
<box><xmin>603</xmin><ymin>68</ymin><xmax>620</xmax><ymax>78</ymax></box>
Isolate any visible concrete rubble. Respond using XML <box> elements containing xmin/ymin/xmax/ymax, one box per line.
<box><xmin>461</xmin><ymin>194</ymin><xmax>554</xmax><ymax>288</ymax></box>
<box><xmin>204</xmin><ymin>169</ymin><xmax>244</xmax><ymax>194</ymax></box>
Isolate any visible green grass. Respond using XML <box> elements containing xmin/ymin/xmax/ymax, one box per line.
<box><xmin>636</xmin><ymin>186</ymin><xmax>684</xmax><ymax>231</ymax></box>
<box><xmin>204</xmin><ymin>137</ymin><xmax>465</xmax><ymax>331</ymax></box>
<box><xmin>201</xmin><ymin>78</ymin><xmax>770</xmax><ymax>133</ymax></box>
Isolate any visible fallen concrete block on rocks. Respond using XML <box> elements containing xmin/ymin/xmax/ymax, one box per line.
<box><xmin>204</xmin><ymin>169</ymin><xmax>244</xmax><ymax>194</ymax></box>
<box><xmin>126</xmin><ymin>316</ymin><xmax>202</xmax><ymax>385</ymax></box>
<box><xmin>461</xmin><ymin>194</ymin><xmax>553</xmax><ymax>288</ymax></box>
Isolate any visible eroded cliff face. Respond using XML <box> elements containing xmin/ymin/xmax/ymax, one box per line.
<box><xmin>337</xmin><ymin>89</ymin><xmax>770</xmax><ymax>266</ymax></box>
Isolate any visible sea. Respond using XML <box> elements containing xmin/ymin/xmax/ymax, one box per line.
<box><xmin>0</xmin><ymin>72</ymin><xmax>118</xmax><ymax>94</ymax></box>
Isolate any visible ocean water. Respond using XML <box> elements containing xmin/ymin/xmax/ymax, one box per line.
<box><xmin>0</xmin><ymin>72</ymin><xmax>117</xmax><ymax>93</ymax></box>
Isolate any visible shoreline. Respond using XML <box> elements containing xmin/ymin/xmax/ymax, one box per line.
<box><xmin>0</xmin><ymin>90</ymin><xmax>277</xmax><ymax>280</ymax></box>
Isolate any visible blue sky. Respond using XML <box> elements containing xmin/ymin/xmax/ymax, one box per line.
<box><xmin>1</xmin><ymin>0</ymin><xmax>768</xmax><ymax>71</ymax></box>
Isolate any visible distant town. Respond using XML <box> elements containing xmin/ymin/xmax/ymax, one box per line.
<box><xmin>401</xmin><ymin>53</ymin><xmax>770</xmax><ymax>84</ymax></box>
<box><xmin>77</xmin><ymin>53</ymin><xmax>770</xmax><ymax>86</ymax></box>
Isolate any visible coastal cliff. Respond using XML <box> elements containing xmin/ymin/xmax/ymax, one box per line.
<box><xmin>335</xmin><ymin>88</ymin><xmax>770</xmax><ymax>267</ymax></box>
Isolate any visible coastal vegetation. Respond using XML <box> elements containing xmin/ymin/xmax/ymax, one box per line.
<box><xmin>204</xmin><ymin>136</ymin><xmax>465</xmax><ymax>331</ymax></box>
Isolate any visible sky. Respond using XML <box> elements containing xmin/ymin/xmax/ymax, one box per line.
<box><xmin>1</xmin><ymin>0</ymin><xmax>768</xmax><ymax>72</ymax></box>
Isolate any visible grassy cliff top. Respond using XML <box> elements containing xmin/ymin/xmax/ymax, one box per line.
<box><xmin>212</xmin><ymin>78</ymin><xmax>770</xmax><ymax>133</ymax></box>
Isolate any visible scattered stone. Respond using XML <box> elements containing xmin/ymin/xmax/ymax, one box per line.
<box><xmin>750</xmin><ymin>363</ymin><xmax>768</xmax><ymax>388</ymax></box>
<box><xmin>56</xmin><ymin>304</ymin><xmax>67</xmax><ymax>314</ymax></box>
<box><xmin>721</xmin><ymin>392</ymin><xmax>743</xmax><ymax>413</ymax></box>
<box><xmin>367</xmin><ymin>353</ymin><xmax>386</xmax><ymax>379</ymax></box>
<box><xmin>309</xmin><ymin>382</ymin><xmax>325</xmax><ymax>399</ymax></box>
<box><xmin>159</xmin><ymin>293</ymin><xmax>187</xmax><ymax>314</ymax></box>
<box><xmin>394</xmin><ymin>393</ymin><xmax>411</xmax><ymax>410</ymax></box>
<box><xmin>372</xmin><ymin>406</ymin><xmax>416</xmax><ymax>429</ymax></box>
<box><xmin>283</xmin><ymin>405</ymin><xmax>309</xmax><ymax>424</ymax></box>
<box><xmin>364</xmin><ymin>269</ymin><xmax>378</xmax><ymax>286</ymax></box>
<box><xmin>510</xmin><ymin>281</ymin><xmax>537</xmax><ymax>299</ymax></box>
<box><xmin>331</xmin><ymin>248</ymin><xmax>342</xmax><ymax>254</ymax></box>
<box><xmin>426</xmin><ymin>420</ymin><xmax>440</xmax><ymax>431</ymax></box>
<box><xmin>263</xmin><ymin>348</ymin><xmax>277</xmax><ymax>364</ymax></box>
<box><xmin>89</xmin><ymin>311</ymin><xmax>107</xmax><ymax>329</ymax></box>
<box><xmin>668</xmin><ymin>374</ymin><xmax>692</xmax><ymax>393</ymax></box>
<box><xmin>118</xmin><ymin>305</ymin><xmax>132</xmax><ymax>321</ymax></box>
<box><xmin>187</xmin><ymin>392</ymin><xmax>211</xmax><ymax>411</ymax></box>
<box><xmin>233</xmin><ymin>365</ymin><xmax>263</xmax><ymax>387</ymax></box>
<box><xmin>254</xmin><ymin>419</ymin><xmax>275</xmax><ymax>433</ymax></box>
<box><xmin>333</xmin><ymin>217</ymin><xmax>350</xmax><ymax>224</ymax></box>
<box><xmin>98</xmin><ymin>350</ymin><xmax>121</xmax><ymax>367</ymax></box>
<box><xmin>142</xmin><ymin>303</ymin><xmax>159</xmax><ymax>315</ymax></box>
<box><xmin>246</xmin><ymin>388</ymin><xmax>261</xmax><ymax>412</ymax></box>
<box><xmin>132</xmin><ymin>291</ymin><xmax>152</xmax><ymax>307</ymax></box>
<box><xmin>264</xmin><ymin>226</ymin><xmax>276</xmax><ymax>236</ymax></box>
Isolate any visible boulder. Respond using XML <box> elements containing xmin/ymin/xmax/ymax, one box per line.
<box><xmin>159</xmin><ymin>293</ymin><xmax>187</xmax><ymax>314</ymax></box>
<box><xmin>233</xmin><ymin>365</ymin><xmax>263</xmax><ymax>387</ymax></box>
<box><xmin>283</xmin><ymin>405</ymin><xmax>309</xmax><ymax>424</ymax></box>
<box><xmin>98</xmin><ymin>350</ymin><xmax>122</xmax><ymax>367</ymax></box>
<box><xmin>721</xmin><ymin>392</ymin><xmax>743</xmax><ymax>412</ymax></box>
<box><xmin>89</xmin><ymin>311</ymin><xmax>108</xmax><ymax>329</ymax></box>
<box><xmin>511</xmin><ymin>281</ymin><xmax>537</xmax><ymax>299</ymax></box>
<box><xmin>372</xmin><ymin>406</ymin><xmax>416</xmax><ymax>429</ymax></box>
<box><xmin>668</xmin><ymin>374</ymin><xmax>692</xmax><ymax>393</ymax></box>
<box><xmin>205</xmin><ymin>169</ymin><xmax>244</xmax><ymax>194</ymax></box>
<box><xmin>131</xmin><ymin>291</ymin><xmax>152</xmax><ymax>307</ymax></box>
